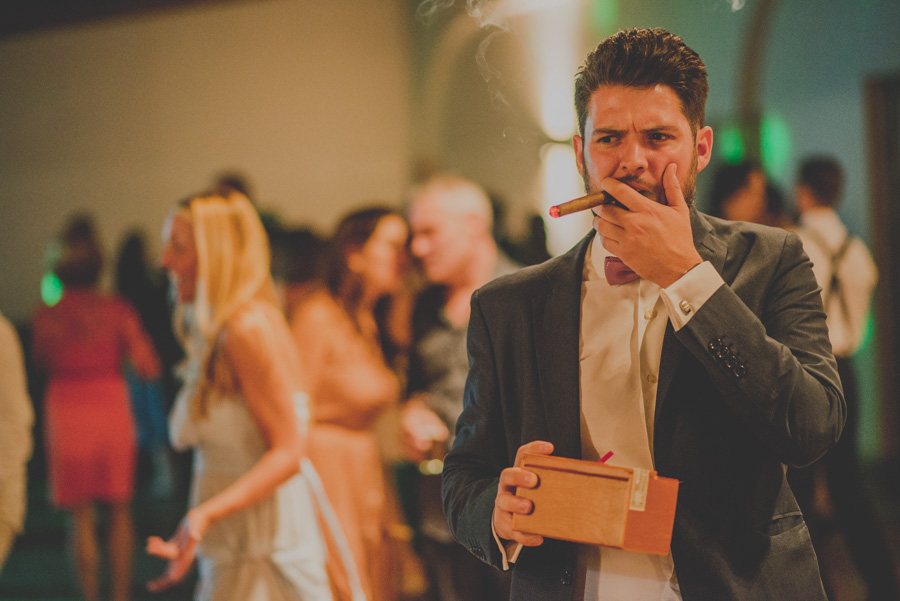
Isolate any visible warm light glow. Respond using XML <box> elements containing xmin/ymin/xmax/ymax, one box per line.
<box><xmin>527</xmin><ymin>0</ymin><xmax>581</xmax><ymax>141</ymax></box>
<box><xmin>540</xmin><ymin>143</ymin><xmax>592</xmax><ymax>256</ymax></box>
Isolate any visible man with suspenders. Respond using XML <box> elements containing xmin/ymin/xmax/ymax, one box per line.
<box><xmin>791</xmin><ymin>156</ymin><xmax>899</xmax><ymax>600</ymax></box>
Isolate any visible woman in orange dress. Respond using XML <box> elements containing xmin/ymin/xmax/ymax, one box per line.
<box><xmin>32</xmin><ymin>215</ymin><xmax>160</xmax><ymax>601</ymax></box>
<box><xmin>290</xmin><ymin>207</ymin><xmax>411</xmax><ymax>601</ymax></box>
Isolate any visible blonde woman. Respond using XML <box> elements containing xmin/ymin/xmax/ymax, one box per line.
<box><xmin>147</xmin><ymin>189</ymin><xmax>332</xmax><ymax>600</ymax></box>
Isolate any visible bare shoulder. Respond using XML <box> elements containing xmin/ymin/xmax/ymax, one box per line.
<box><xmin>290</xmin><ymin>288</ymin><xmax>346</xmax><ymax>330</ymax></box>
<box><xmin>223</xmin><ymin>300</ymin><xmax>289</xmax><ymax>357</ymax></box>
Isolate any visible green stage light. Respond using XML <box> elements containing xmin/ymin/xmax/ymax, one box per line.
<box><xmin>41</xmin><ymin>272</ymin><xmax>64</xmax><ymax>307</ymax></box>
<box><xmin>589</xmin><ymin>0</ymin><xmax>618</xmax><ymax>35</ymax></box>
<box><xmin>718</xmin><ymin>123</ymin><xmax>746</xmax><ymax>164</ymax></box>
<box><xmin>760</xmin><ymin>112</ymin><xmax>791</xmax><ymax>180</ymax></box>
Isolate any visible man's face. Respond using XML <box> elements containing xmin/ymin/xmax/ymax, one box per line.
<box><xmin>408</xmin><ymin>197</ymin><xmax>471</xmax><ymax>285</ymax></box>
<box><xmin>573</xmin><ymin>84</ymin><xmax>712</xmax><ymax>209</ymax></box>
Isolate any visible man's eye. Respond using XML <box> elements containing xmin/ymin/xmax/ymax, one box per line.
<box><xmin>649</xmin><ymin>133</ymin><xmax>671</xmax><ymax>142</ymax></box>
<box><xmin>596</xmin><ymin>135</ymin><xmax>616</xmax><ymax>144</ymax></box>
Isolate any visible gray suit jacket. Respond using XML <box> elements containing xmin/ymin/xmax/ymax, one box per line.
<box><xmin>442</xmin><ymin>209</ymin><xmax>845</xmax><ymax>600</ymax></box>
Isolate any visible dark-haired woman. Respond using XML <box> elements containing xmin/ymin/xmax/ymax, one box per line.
<box><xmin>290</xmin><ymin>208</ymin><xmax>411</xmax><ymax>601</ymax></box>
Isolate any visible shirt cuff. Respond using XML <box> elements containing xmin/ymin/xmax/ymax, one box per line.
<box><xmin>491</xmin><ymin>517</ymin><xmax>523</xmax><ymax>570</ymax></box>
<box><xmin>660</xmin><ymin>261</ymin><xmax>723</xmax><ymax>331</ymax></box>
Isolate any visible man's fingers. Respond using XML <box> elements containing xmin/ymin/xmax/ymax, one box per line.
<box><xmin>509</xmin><ymin>531</ymin><xmax>545</xmax><ymax>547</ymax></box>
<box><xmin>513</xmin><ymin>440</ymin><xmax>553</xmax><ymax>467</ymax></box>
<box><xmin>496</xmin><ymin>489</ymin><xmax>534</xmax><ymax>515</ymax></box>
<box><xmin>662</xmin><ymin>163</ymin><xmax>686</xmax><ymax>209</ymax></box>
<box><xmin>600</xmin><ymin>177</ymin><xmax>653</xmax><ymax>211</ymax></box>
<box><xmin>499</xmin><ymin>466</ymin><xmax>540</xmax><ymax>493</ymax></box>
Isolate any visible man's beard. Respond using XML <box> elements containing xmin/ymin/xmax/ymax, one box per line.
<box><xmin>580</xmin><ymin>151</ymin><xmax>698</xmax><ymax>208</ymax></box>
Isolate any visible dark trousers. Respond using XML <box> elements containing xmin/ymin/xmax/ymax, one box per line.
<box><xmin>395</xmin><ymin>464</ymin><xmax>512</xmax><ymax>601</ymax></box>
<box><xmin>788</xmin><ymin>357</ymin><xmax>899</xmax><ymax>600</ymax></box>
<box><xmin>420</xmin><ymin>537</ymin><xmax>511</xmax><ymax>601</ymax></box>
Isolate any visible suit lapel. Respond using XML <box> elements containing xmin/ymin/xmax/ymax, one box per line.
<box><xmin>655</xmin><ymin>209</ymin><xmax>726</xmax><ymax>428</ymax></box>
<box><xmin>532</xmin><ymin>232</ymin><xmax>592</xmax><ymax>460</ymax></box>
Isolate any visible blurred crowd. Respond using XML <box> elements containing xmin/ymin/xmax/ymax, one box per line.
<box><xmin>0</xmin><ymin>156</ymin><xmax>895</xmax><ymax>601</ymax></box>
<box><xmin>0</xmin><ymin>171</ymin><xmax>549</xmax><ymax>601</ymax></box>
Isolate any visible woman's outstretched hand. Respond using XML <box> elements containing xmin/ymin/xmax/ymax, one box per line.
<box><xmin>146</xmin><ymin>510</ymin><xmax>208</xmax><ymax>592</ymax></box>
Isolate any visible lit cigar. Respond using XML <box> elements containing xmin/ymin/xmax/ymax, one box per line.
<box><xmin>549</xmin><ymin>191</ymin><xmax>616</xmax><ymax>218</ymax></box>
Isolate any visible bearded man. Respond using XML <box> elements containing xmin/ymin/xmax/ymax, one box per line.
<box><xmin>441</xmin><ymin>27</ymin><xmax>844</xmax><ymax>601</ymax></box>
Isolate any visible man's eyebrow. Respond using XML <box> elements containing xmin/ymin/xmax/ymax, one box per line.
<box><xmin>591</xmin><ymin>127</ymin><xmax>626</xmax><ymax>136</ymax></box>
<box><xmin>641</xmin><ymin>124</ymin><xmax>680</xmax><ymax>133</ymax></box>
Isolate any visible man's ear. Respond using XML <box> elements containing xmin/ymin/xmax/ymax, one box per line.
<box><xmin>573</xmin><ymin>135</ymin><xmax>585</xmax><ymax>178</ymax></box>
<box><xmin>695</xmin><ymin>126</ymin><xmax>713</xmax><ymax>173</ymax></box>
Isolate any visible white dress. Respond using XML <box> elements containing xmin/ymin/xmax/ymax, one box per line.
<box><xmin>169</xmin><ymin>383</ymin><xmax>333</xmax><ymax>601</ymax></box>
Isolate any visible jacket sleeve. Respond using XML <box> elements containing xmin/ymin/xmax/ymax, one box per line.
<box><xmin>673</xmin><ymin>230</ymin><xmax>845</xmax><ymax>467</ymax></box>
<box><xmin>442</xmin><ymin>290</ymin><xmax>512</xmax><ymax>570</ymax></box>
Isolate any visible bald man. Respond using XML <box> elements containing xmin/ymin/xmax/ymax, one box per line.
<box><xmin>401</xmin><ymin>175</ymin><xmax>519</xmax><ymax>601</ymax></box>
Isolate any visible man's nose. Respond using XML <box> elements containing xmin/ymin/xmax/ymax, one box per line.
<box><xmin>410</xmin><ymin>235</ymin><xmax>428</xmax><ymax>258</ymax></box>
<box><xmin>618</xmin><ymin>138</ymin><xmax>648</xmax><ymax>174</ymax></box>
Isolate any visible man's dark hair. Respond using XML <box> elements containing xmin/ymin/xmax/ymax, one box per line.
<box><xmin>574</xmin><ymin>28</ymin><xmax>708</xmax><ymax>139</ymax></box>
<box><xmin>799</xmin><ymin>156</ymin><xmax>843</xmax><ymax>208</ymax></box>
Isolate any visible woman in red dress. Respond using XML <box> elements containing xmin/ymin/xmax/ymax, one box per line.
<box><xmin>32</xmin><ymin>215</ymin><xmax>160</xmax><ymax>601</ymax></box>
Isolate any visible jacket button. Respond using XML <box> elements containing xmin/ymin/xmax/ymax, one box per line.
<box><xmin>560</xmin><ymin>568</ymin><xmax>573</xmax><ymax>585</ymax></box>
<box><xmin>733</xmin><ymin>364</ymin><xmax>746</xmax><ymax>379</ymax></box>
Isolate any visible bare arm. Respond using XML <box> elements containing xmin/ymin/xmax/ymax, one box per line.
<box><xmin>292</xmin><ymin>292</ymin><xmax>399</xmax><ymax>426</ymax></box>
<box><xmin>147</xmin><ymin>301</ymin><xmax>304</xmax><ymax>590</ymax></box>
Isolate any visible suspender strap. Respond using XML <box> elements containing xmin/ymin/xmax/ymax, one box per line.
<box><xmin>805</xmin><ymin>228</ymin><xmax>854</xmax><ymax>327</ymax></box>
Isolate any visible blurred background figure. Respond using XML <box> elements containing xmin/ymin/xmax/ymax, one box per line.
<box><xmin>708</xmin><ymin>161</ymin><xmax>769</xmax><ymax>223</ymax></box>
<box><xmin>763</xmin><ymin>181</ymin><xmax>795</xmax><ymax>230</ymax></box>
<box><xmin>291</xmin><ymin>206</ymin><xmax>414</xmax><ymax>601</ymax></box>
<box><xmin>115</xmin><ymin>230</ymin><xmax>181</xmax><ymax>500</ymax></box>
<box><xmin>0</xmin><ymin>310</ymin><xmax>34</xmax><ymax>572</ymax></box>
<box><xmin>212</xmin><ymin>169</ymin><xmax>255</xmax><ymax>205</ymax></box>
<box><xmin>509</xmin><ymin>212</ymin><xmax>553</xmax><ymax>266</ymax></box>
<box><xmin>147</xmin><ymin>189</ymin><xmax>332</xmax><ymax>600</ymax></box>
<box><xmin>272</xmin><ymin>226</ymin><xmax>327</xmax><ymax>317</ymax></box>
<box><xmin>788</xmin><ymin>156</ymin><xmax>899</xmax><ymax>601</ymax></box>
<box><xmin>31</xmin><ymin>214</ymin><xmax>161</xmax><ymax>601</ymax></box>
<box><xmin>401</xmin><ymin>174</ymin><xmax>519</xmax><ymax>601</ymax></box>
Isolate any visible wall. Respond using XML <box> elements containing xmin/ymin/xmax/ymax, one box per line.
<box><xmin>0</xmin><ymin>0</ymin><xmax>412</xmax><ymax>323</ymax></box>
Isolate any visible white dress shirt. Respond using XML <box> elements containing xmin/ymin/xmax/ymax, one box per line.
<box><xmin>495</xmin><ymin>232</ymin><xmax>724</xmax><ymax>600</ymax></box>
<box><xmin>795</xmin><ymin>207</ymin><xmax>877</xmax><ymax>358</ymax></box>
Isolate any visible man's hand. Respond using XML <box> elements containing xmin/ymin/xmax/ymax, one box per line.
<box><xmin>594</xmin><ymin>163</ymin><xmax>703</xmax><ymax>288</ymax></box>
<box><xmin>400</xmin><ymin>394</ymin><xmax>449</xmax><ymax>462</ymax></box>
<box><xmin>493</xmin><ymin>440</ymin><xmax>554</xmax><ymax>547</ymax></box>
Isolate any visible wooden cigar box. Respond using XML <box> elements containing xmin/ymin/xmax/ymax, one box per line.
<box><xmin>512</xmin><ymin>453</ymin><xmax>679</xmax><ymax>555</ymax></box>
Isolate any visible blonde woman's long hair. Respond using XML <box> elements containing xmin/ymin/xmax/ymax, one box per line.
<box><xmin>173</xmin><ymin>188</ymin><xmax>278</xmax><ymax>418</ymax></box>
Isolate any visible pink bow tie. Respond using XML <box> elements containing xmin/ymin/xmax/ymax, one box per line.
<box><xmin>604</xmin><ymin>256</ymin><xmax>640</xmax><ymax>285</ymax></box>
